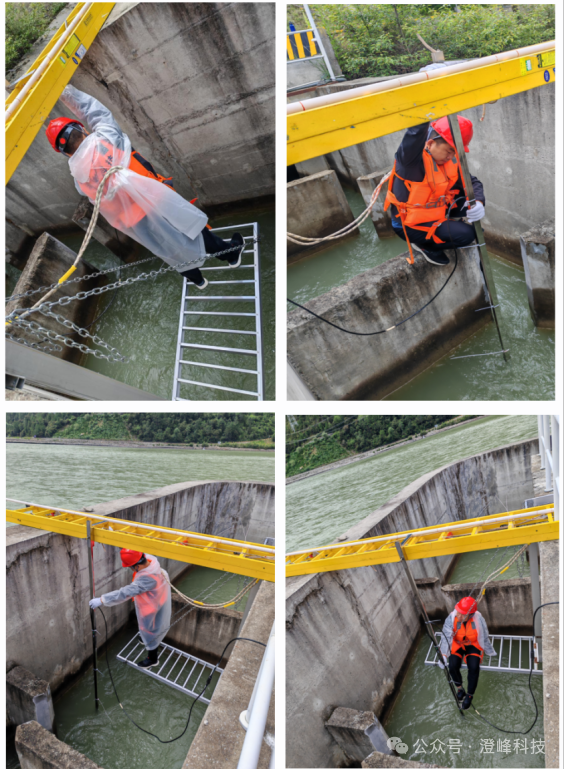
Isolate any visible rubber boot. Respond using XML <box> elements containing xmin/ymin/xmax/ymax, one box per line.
<box><xmin>227</xmin><ymin>233</ymin><xmax>244</xmax><ymax>268</ymax></box>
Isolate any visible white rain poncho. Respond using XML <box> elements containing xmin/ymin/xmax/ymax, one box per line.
<box><xmin>101</xmin><ymin>554</ymin><xmax>172</xmax><ymax>651</ymax></box>
<box><xmin>59</xmin><ymin>84</ymin><xmax>208</xmax><ymax>271</ymax></box>
<box><xmin>439</xmin><ymin>610</ymin><xmax>497</xmax><ymax>659</ymax></box>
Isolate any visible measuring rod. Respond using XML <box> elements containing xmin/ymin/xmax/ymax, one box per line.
<box><xmin>286</xmin><ymin>504</ymin><xmax>557</xmax><ymax>577</ymax></box>
<box><xmin>7</xmin><ymin>499</ymin><xmax>275</xmax><ymax>582</ymax></box>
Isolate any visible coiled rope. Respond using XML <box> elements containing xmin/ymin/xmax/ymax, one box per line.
<box><xmin>162</xmin><ymin>570</ymin><xmax>258</xmax><ymax>609</ymax></box>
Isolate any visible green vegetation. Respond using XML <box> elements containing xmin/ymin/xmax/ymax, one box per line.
<box><xmin>6</xmin><ymin>3</ymin><xmax>67</xmax><ymax>71</ymax></box>
<box><xmin>286</xmin><ymin>415</ymin><xmax>479</xmax><ymax>476</ymax></box>
<box><xmin>7</xmin><ymin>413</ymin><xmax>275</xmax><ymax>446</ymax></box>
<box><xmin>295</xmin><ymin>4</ymin><xmax>554</xmax><ymax>80</ymax></box>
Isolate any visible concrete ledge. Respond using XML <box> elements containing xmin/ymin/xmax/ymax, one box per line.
<box><xmin>356</xmin><ymin>171</ymin><xmax>394</xmax><ymax>236</ymax></box>
<box><xmin>362</xmin><ymin>751</ymin><xmax>441</xmax><ymax>768</ymax></box>
<box><xmin>326</xmin><ymin>707</ymin><xmax>391</xmax><ymax>764</ymax></box>
<box><xmin>539</xmin><ymin>540</ymin><xmax>559</xmax><ymax>768</ymax></box>
<box><xmin>6</xmin><ymin>667</ymin><xmax>55</xmax><ymax>733</ymax></box>
<box><xmin>520</xmin><ymin>219</ymin><xmax>555</xmax><ymax>328</ymax></box>
<box><xmin>15</xmin><ymin>721</ymin><xmax>101</xmax><ymax>769</ymax></box>
<box><xmin>287</xmin><ymin>248</ymin><xmax>489</xmax><ymax>400</ymax></box>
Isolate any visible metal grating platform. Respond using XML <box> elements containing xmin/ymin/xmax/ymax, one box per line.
<box><xmin>117</xmin><ymin>634</ymin><xmax>223</xmax><ymax>701</ymax></box>
<box><xmin>425</xmin><ymin>632</ymin><xmax>542</xmax><ymax>675</ymax></box>
<box><xmin>172</xmin><ymin>222</ymin><xmax>264</xmax><ymax>400</ymax></box>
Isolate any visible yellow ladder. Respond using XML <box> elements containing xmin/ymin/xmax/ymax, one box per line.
<box><xmin>7</xmin><ymin>501</ymin><xmax>274</xmax><ymax>582</ymax></box>
<box><xmin>5</xmin><ymin>2</ymin><xmax>115</xmax><ymax>184</ymax></box>
<box><xmin>286</xmin><ymin>504</ymin><xmax>557</xmax><ymax>577</ymax></box>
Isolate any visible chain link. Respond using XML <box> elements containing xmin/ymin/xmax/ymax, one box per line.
<box><xmin>6</xmin><ymin>330</ymin><xmax>62</xmax><ymax>354</ymax></box>
<box><xmin>10</xmin><ymin>317</ymin><xmax>126</xmax><ymax>362</ymax></box>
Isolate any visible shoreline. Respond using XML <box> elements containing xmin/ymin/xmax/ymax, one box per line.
<box><xmin>6</xmin><ymin>437</ymin><xmax>274</xmax><ymax>453</ymax></box>
<box><xmin>286</xmin><ymin>415</ymin><xmax>487</xmax><ymax>484</ymax></box>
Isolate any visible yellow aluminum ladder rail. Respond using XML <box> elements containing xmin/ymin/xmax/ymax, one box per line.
<box><xmin>7</xmin><ymin>500</ymin><xmax>274</xmax><ymax>583</ymax></box>
<box><xmin>287</xmin><ymin>41</ymin><xmax>555</xmax><ymax>165</ymax></box>
<box><xmin>5</xmin><ymin>2</ymin><xmax>115</xmax><ymax>184</ymax></box>
<box><xmin>286</xmin><ymin>504</ymin><xmax>557</xmax><ymax>578</ymax></box>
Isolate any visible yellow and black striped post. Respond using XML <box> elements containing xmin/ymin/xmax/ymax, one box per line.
<box><xmin>286</xmin><ymin>29</ymin><xmax>319</xmax><ymax>61</ymax></box>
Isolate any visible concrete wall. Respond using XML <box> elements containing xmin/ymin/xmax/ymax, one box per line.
<box><xmin>6</xmin><ymin>3</ymin><xmax>275</xmax><ymax>242</ymax></box>
<box><xmin>287</xmin><ymin>247</ymin><xmax>489</xmax><ymax>400</ymax></box>
<box><xmin>300</xmin><ymin>81</ymin><xmax>554</xmax><ymax>262</ymax></box>
<box><xmin>6</xmin><ymin>480</ymin><xmax>274</xmax><ymax>691</ymax></box>
<box><xmin>6</xmin><ymin>667</ymin><xmax>55</xmax><ymax>733</ymax></box>
<box><xmin>15</xmin><ymin>721</ymin><xmax>102</xmax><ymax>769</ymax></box>
<box><xmin>286</xmin><ymin>439</ymin><xmax>537</xmax><ymax>768</ymax></box>
<box><xmin>520</xmin><ymin>219</ymin><xmax>555</xmax><ymax>327</ymax></box>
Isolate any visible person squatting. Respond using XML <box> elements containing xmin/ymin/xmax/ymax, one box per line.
<box><xmin>46</xmin><ymin>85</ymin><xmax>244</xmax><ymax>289</ymax></box>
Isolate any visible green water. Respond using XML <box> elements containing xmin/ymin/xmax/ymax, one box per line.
<box><xmin>30</xmin><ymin>204</ymin><xmax>275</xmax><ymax>400</ymax></box>
<box><xmin>287</xmin><ymin>189</ymin><xmax>554</xmax><ymax>401</ymax></box>
<box><xmin>449</xmin><ymin>547</ymin><xmax>526</xmax><ymax>585</ymax></box>
<box><xmin>384</xmin><ymin>631</ymin><xmax>544</xmax><ymax>768</ymax></box>
<box><xmin>286</xmin><ymin>414</ymin><xmax>537</xmax><ymax>552</ymax></box>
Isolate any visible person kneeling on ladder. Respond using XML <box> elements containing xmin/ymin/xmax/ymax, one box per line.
<box><xmin>46</xmin><ymin>85</ymin><xmax>244</xmax><ymax>289</ymax></box>
<box><xmin>89</xmin><ymin>549</ymin><xmax>171</xmax><ymax>669</ymax></box>
<box><xmin>440</xmin><ymin>596</ymin><xmax>496</xmax><ymax>710</ymax></box>
<box><xmin>384</xmin><ymin>116</ymin><xmax>485</xmax><ymax>267</ymax></box>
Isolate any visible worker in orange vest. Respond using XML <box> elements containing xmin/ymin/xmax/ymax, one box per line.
<box><xmin>46</xmin><ymin>85</ymin><xmax>244</xmax><ymax>289</ymax></box>
<box><xmin>89</xmin><ymin>549</ymin><xmax>171</xmax><ymax>668</ymax></box>
<box><xmin>384</xmin><ymin>116</ymin><xmax>485</xmax><ymax>267</ymax></box>
<box><xmin>439</xmin><ymin>596</ymin><xmax>496</xmax><ymax>709</ymax></box>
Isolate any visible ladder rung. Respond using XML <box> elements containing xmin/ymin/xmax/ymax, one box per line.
<box><xmin>182</xmin><ymin>326</ymin><xmax>256</xmax><ymax>335</ymax></box>
<box><xmin>200</xmin><ymin>265</ymin><xmax>254</xmax><ymax>271</ymax></box>
<box><xmin>208</xmin><ymin>280</ymin><xmax>255</xmax><ymax>285</ymax></box>
<box><xmin>177</xmin><ymin>378</ymin><xmax>259</xmax><ymax>397</ymax></box>
<box><xmin>180</xmin><ymin>360</ymin><xmax>258</xmax><ymax>375</ymax></box>
<box><xmin>180</xmin><ymin>343</ymin><xmax>257</xmax><ymax>355</ymax></box>
<box><xmin>184</xmin><ymin>311</ymin><xmax>256</xmax><ymax>317</ymax></box>
<box><xmin>184</xmin><ymin>296</ymin><xmax>256</xmax><ymax>301</ymax></box>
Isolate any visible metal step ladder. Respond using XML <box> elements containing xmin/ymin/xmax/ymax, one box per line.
<box><xmin>172</xmin><ymin>222</ymin><xmax>264</xmax><ymax>400</ymax></box>
<box><xmin>117</xmin><ymin>634</ymin><xmax>223</xmax><ymax>701</ymax></box>
<box><xmin>424</xmin><ymin>632</ymin><xmax>542</xmax><ymax>675</ymax></box>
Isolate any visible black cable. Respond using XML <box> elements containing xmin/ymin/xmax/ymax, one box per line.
<box><xmin>287</xmin><ymin>250</ymin><xmax>458</xmax><ymax>335</ymax></box>
<box><xmin>98</xmin><ymin>608</ymin><xmax>265</xmax><ymax>743</ymax></box>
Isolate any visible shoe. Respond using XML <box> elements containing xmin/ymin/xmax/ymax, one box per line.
<box><xmin>421</xmin><ymin>249</ymin><xmax>450</xmax><ymax>266</ymax></box>
<box><xmin>462</xmin><ymin>694</ymin><xmax>473</xmax><ymax>710</ymax></box>
<box><xmin>193</xmin><ymin>277</ymin><xmax>208</xmax><ymax>290</ymax></box>
<box><xmin>456</xmin><ymin>687</ymin><xmax>466</xmax><ymax>701</ymax></box>
<box><xmin>138</xmin><ymin>656</ymin><xmax>159</xmax><ymax>669</ymax></box>
<box><xmin>227</xmin><ymin>233</ymin><xmax>244</xmax><ymax>268</ymax></box>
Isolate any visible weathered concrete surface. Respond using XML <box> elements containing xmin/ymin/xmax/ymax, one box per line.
<box><xmin>165</xmin><ymin>594</ymin><xmax>242</xmax><ymax>664</ymax></box>
<box><xmin>442</xmin><ymin>579</ymin><xmax>533</xmax><ymax>633</ymax></box>
<box><xmin>73</xmin><ymin>198</ymin><xmax>138</xmax><ymax>261</ymax></box>
<box><xmin>6</xmin><ymin>667</ymin><xmax>55</xmax><ymax>733</ymax></box>
<box><xmin>6</xmin><ymin>2</ymin><xmax>275</xmax><ymax>241</ymax></box>
<box><xmin>286</xmin><ymin>439</ymin><xmax>537</xmax><ymax>768</ymax></box>
<box><xmin>539</xmin><ymin>540</ymin><xmax>559</xmax><ymax>768</ymax></box>
<box><xmin>287</xmin><ymin>28</ymin><xmax>343</xmax><ymax>89</ymax></box>
<box><xmin>362</xmin><ymin>752</ymin><xmax>441</xmax><ymax>768</ymax></box>
<box><xmin>5</xmin><ymin>233</ymin><xmax>102</xmax><ymax>364</ymax></box>
<box><xmin>183</xmin><ymin>581</ymin><xmax>274</xmax><ymax>769</ymax></box>
<box><xmin>287</xmin><ymin>248</ymin><xmax>489</xmax><ymax>400</ymax></box>
<box><xmin>15</xmin><ymin>721</ymin><xmax>101</xmax><ymax>769</ymax></box>
<box><xmin>287</xmin><ymin>170</ymin><xmax>357</xmax><ymax>259</ymax></box>
<box><xmin>287</xmin><ymin>361</ymin><xmax>315</xmax><ymax>400</ymax></box>
<box><xmin>357</xmin><ymin>171</ymin><xmax>395</xmax><ymax>236</ymax></box>
<box><xmin>7</xmin><ymin>480</ymin><xmax>274</xmax><ymax>691</ymax></box>
<box><xmin>326</xmin><ymin>708</ymin><xmax>391</xmax><ymax>764</ymax></box>
<box><xmin>306</xmin><ymin>80</ymin><xmax>554</xmax><ymax>262</ymax></box>
<box><xmin>520</xmin><ymin>219</ymin><xmax>555</xmax><ymax>327</ymax></box>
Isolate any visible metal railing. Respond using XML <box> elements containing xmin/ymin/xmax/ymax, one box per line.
<box><xmin>286</xmin><ymin>3</ymin><xmax>336</xmax><ymax>81</ymax></box>
<box><xmin>538</xmin><ymin>415</ymin><xmax>560</xmax><ymax>520</ymax></box>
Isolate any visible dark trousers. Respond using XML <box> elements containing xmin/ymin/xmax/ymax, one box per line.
<box><xmin>180</xmin><ymin>228</ymin><xmax>235</xmax><ymax>284</ymax></box>
<box><xmin>394</xmin><ymin>217</ymin><xmax>477</xmax><ymax>254</ymax></box>
<box><xmin>449</xmin><ymin>645</ymin><xmax>481</xmax><ymax>695</ymax></box>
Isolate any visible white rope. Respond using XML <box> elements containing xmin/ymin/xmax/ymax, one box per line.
<box><xmin>287</xmin><ymin>170</ymin><xmax>391</xmax><ymax>245</ymax></box>
<box><xmin>472</xmin><ymin>543</ymin><xmax>529</xmax><ymax>603</ymax></box>
<box><xmin>162</xmin><ymin>570</ymin><xmax>258</xmax><ymax>610</ymax></box>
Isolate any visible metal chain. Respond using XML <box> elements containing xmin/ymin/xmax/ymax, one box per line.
<box><xmin>6</xmin><ymin>330</ymin><xmax>62</xmax><ymax>354</ymax></box>
<box><xmin>10</xmin><ymin>317</ymin><xmax>126</xmax><ymax>362</ymax></box>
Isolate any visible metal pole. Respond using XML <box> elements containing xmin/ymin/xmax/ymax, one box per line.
<box><xmin>446</xmin><ymin>114</ymin><xmax>509</xmax><ymax>361</ymax></box>
<box><xmin>86</xmin><ymin>521</ymin><xmax>99</xmax><ymax>710</ymax></box>
<box><xmin>543</xmin><ymin>416</ymin><xmax>552</xmax><ymax>492</ymax></box>
<box><xmin>538</xmin><ymin>416</ymin><xmax>546</xmax><ymax>469</ymax></box>
<box><xmin>395</xmin><ymin>540</ymin><xmax>464</xmax><ymax>716</ymax></box>
<box><xmin>551</xmin><ymin>415</ymin><xmax>560</xmax><ymax>521</ymax></box>
<box><xmin>302</xmin><ymin>4</ymin><xmax>336</xmax><ymax>82</ymax></box>
<box><xmin>528</xmin><ymin>542</ymin><xmax>542</xmax><ymax>644</ymax></box>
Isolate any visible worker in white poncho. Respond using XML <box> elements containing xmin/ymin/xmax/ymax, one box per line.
<box><xmin>90</xmin><ymin>550</ymin><xmax>171</xmax><ymax>668</ymax></box>
<box><xmin>46</xmin><ymin>85</ymin><xmax>244</xmax><ymax>289</ymax></box>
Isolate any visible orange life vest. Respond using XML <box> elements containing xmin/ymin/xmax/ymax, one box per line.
<box><xmin>76</xmin><ymin>138</ymin><xmax>174</xmax><ymax>230</ymax></box>
<box><xmin>132</xmin><ymin>564</ymin><xmax>169</xmax><ymax>621</ymax></box>
<box><xmin>384</xmin><ymin>149</ymin><xmax>460</xmax><ymax>264</ymax></box>
<box><xmin>451</xmin><ymin>616</ymin><xmax>484</xmax><ymax>660</ymax></box>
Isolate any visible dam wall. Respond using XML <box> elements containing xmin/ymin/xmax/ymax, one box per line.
<box><xmin>286</xmin><ymin>439</ymin><xmax>538</xmax><ymax>768</ymax></box>
<box><xmin>7</xmin><ymin>2</ymin><xmax>275</xmax><ymax>244</ymax></box>
<box><xmin>6</xmin><ymin>480</ymin><xmax>274</xmax><ymax>691</ymax></box>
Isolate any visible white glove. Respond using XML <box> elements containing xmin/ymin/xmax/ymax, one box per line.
<box><xmin>90</xmin><ymin>597</ymin><xmax>103</xmax><ymax>609</ymax></box>
<box><xmin>464</xmin><ymin>200</ymin><xmax>485</xmax><ymax>222</ymax></box>
<box><xmin>437</xmin><ymin>653</ymin><xmax>448</xmax><ymax>670</ymax></box>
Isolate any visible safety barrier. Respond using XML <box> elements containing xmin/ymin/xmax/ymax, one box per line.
<box><xmin>538</xmin><ymin>415</ymin><xmax>560</xmax><ymax>520</ymax></box>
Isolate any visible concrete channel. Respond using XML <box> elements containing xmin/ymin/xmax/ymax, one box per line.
<box><xmin>7</xmin><ymin>480</ymin><xmax>275</xmax><ymax>769</ymax></box>
<box><xmin>286</xmin><ymin>439</ymin><xmax>559</xmax><ymax>768</ymax></box>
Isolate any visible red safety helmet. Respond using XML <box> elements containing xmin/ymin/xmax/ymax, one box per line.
<box><xmin>120</xmin><ymin>549</ymin><xmax>144</xmax><ymax>568</ymax></box>
<box><xmin>46</xmin><ymin>117</ymin><xmax>86</xmax><ymax>152</ymax></box>
<box><xmin>455</xmin><ymin>596</ymin><xmax>477</xmax><ymax>615</ymax></box>
<box><xmin>430</xmin><ymin>115</ymin><xmax>473</xmax><ymax>153</ymax></box>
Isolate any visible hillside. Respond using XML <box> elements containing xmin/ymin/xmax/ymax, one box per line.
<box><xmin>7</xmin><ymin>413</ymin><xmax>275</xmax><ymax>446</ymax></box>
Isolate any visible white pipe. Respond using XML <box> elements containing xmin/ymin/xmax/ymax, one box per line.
<box><xmin>551</xmin><ymin>416</ymin><xmax>560</xmax><ymax>521</ymax></box>
<box><xmin>237</xmin><ymin>623</ymin><xmax>275</xmax><ymax>769</ymax></box>
<box><xmin>5</xmin><ymin>498</ymin><xmax>274</xmax><ymax>553</ymax></box>
<box><xmin>287</xmin><ymin>40</ymin><xmax>554</xmax><ymax>115</ymax></box>
<box><xmin>269</xmin><ymin>741</ymin><xmax>275</xmax><ymax>769</ymax></box>
<box><xmin>543</xmin><ymin>416</ymin><xmax>553</xmax><ymax>492</ymax></box>
<box><xmin>286</xmin><ymin>508</ymin><xmax>555</xmax><ymax>558</ymax></box>
<box><xmin>538</xmin><ymin>415</ymin><xmax>546</xmax><ymax>468</ymax></box>
<box><xmin>5</xmin><ymin>3</ymin><xmax>92</xmax><ymax>122</ymax></box>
